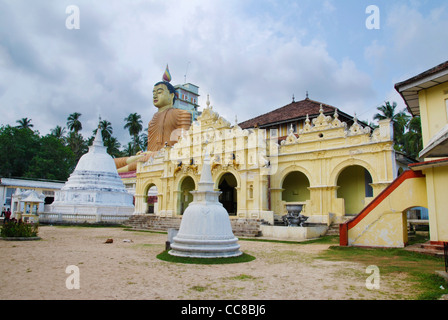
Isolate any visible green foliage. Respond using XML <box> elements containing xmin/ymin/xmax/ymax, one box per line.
<box><xmin>373</xmin><ymin>101</ymin><xmax>423</xmax><ymax>159</ymax></box>
<box><xmin>1</xmin><ymin>220</ymin><xmax>39</xmax><ymax>238</ymax></box>
<box><xmin>0</xmin><ymin>126</ymin><xmax>76</xmax><ymax>180</ymax></box>
<box><xmin>124</xmin><ymin>113</ymin><xmax>144</xmax><ymax>154</ymax></box>
<box><xmin>25</xmin><ymin>134</ymin><xmax>76</xmax><ymax>180</ymax></box>
<box><xmin>0</xmin><ymin>125</ymin><xmax>40</xmax><ymax>178</ymax></box>
<box><xmin>319</xmin><ymin>245</ymin><xmax>448</xmax><ymax>300</ymax></box>
<box><xmin>67</xmin><ymin>112</ymin><xmax>83</xmax><ymax>133</ymax></box>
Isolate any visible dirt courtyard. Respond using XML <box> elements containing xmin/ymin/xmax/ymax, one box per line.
<box><xmin>0</xmin><ymin>225</ymin><xmax>420</xmax><ymax>300</ymax></box>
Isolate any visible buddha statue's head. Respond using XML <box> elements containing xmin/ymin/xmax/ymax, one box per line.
<box><xmin>153</xmin><ymin>81</ymin><xmax>177</xmax><ymax>111</ymax></box>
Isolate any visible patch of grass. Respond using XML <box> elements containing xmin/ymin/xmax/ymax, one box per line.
<box><xmin>228</xmin><ymin>274</ymin><xmax>257</xmax><ymax>281</ymax></box>
<box><xmin>156</xmin><ymin>250</ymin><xmax>255</xmax><ymax>265</ymax></box>
<box><xmin>239</xmin><ymin>235</ymin><xmax>339</xmax><ymax>245</ymax></box>
<box><xmin>191</xmin><ymin>285</ymin><xmax>207</xmax><ymax>292</ymax></box>
<box><xmin>122</xmin><ymin>228</ymin><xmax>167</xmax><ymax>235</ymax></box>
<box><xmin>318</xmin><ymin>245</ymin><xmax>448</xmax><ymax>300</ymax></box>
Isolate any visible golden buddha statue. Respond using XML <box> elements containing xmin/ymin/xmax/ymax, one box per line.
<box><xmin>114</xmin><ymin>69</ymin><xmax>192</xmax><ymax>173</ymax></box>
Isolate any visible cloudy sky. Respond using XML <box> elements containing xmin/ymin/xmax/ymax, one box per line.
<box><xmin>1</xmin><ymin>0</ymin><xmax>447</xmax><ymax>146</ymax></box>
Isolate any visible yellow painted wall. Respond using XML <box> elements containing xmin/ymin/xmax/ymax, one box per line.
<box><xmin>418</xmin><ymin>82</ymin><xmax>448</xmax><ymax>243</ymax></box>
<box><xmin>418</xmin><ymin>82</ymin><xmax>448</xmax><ymax>148</ymax></box>
<box><xmin>282</xmin><ymin>171</ymin><xmax>310</xmax><ymax>202</ymax></box>
<box><xmin>348</xmin><ymin>175</ymin><xmax>427</xmax><ymax>247</ymax></box>
<box><xmin>424</xmin><ymin>166</ymin><xmax>448</xmax><ymax>242</ymax></box>
<box><xmin>337</xmin><ymin>166</ymin><xmax>372</xmax><ymax>214</ymax></box>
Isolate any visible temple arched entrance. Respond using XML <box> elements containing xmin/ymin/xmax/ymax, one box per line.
<box><xmin>218</xmin><ymin>173</ymin><xmax>237</xmax><ymax>215</ymax></box>
<box><xmin>145</xmin><ymin>184</ymin><xmax>158</xmax><ymax>214</ymax></box>
<box><xmin>337</xmin><ymin>165</ymin><xmax>373</xmax><ymax>215</ymax></box>
<box><xmin>179</xmin><ymin>176</ymin><xmax>195</xmax><ymax>215</ymax></box>
<box><xmin>281</xmin><ymin>171</ymin><xmax>310</xmax><ymax>202</ymax></box>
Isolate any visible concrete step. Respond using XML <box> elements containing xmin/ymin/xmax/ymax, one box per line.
<box><xmin>123</xmin><ymin>215</ymin><xmax>263</xmax><ymax>237</ymax></box>
<box><xmin>405</xmin><ymin>241</ymin><xmax>447</xmax><ymax>256</ymax></box>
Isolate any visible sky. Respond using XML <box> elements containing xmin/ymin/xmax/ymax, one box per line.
<box><xmin>1</xmin><ymin>0</ymin><xmax>447</xmax><ymax>147</ymax></box>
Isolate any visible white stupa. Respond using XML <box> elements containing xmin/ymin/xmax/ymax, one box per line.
<box><xmin>169</xmin><ymin>150</ymin><xmax>242</xmax><ymax>258</ymax></box>
<box><xmin>49</xmin><ymin>127</ymin><xmax>134</xmax><ymax>220</ymax></box>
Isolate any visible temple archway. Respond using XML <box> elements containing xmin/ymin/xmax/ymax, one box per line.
<box><xmin>337</xmin><ymin>165</ymin><xmax>373</xmax><ymax>215</ymax></box>
<box><xmin>281</xmin><ymin>171</ymin><xmax>310</xmax><ymax>202</ymax></box>
<box><xmin>145</xmin><ymin>184</ymin><xmax>158</xmax><ymax>214</ymax></box>
<box><xmin>179</xmin><ymin>176</ymin><xmax>195</xmax><ymax>215</ymax></box>
<box><xmin>218</xmin><ymin>172</ymin><xmax>237</xmax><ymax>215</ymax></box>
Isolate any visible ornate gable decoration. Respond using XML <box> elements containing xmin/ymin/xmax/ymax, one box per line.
<box><xmin>298</xmin><ymin>105</ymin><xmax>348</xmax><ymax>135</ymax></box>
<box><xmin>195</xmin><ymin>95</ymin><xmax>231</xmax><ymax>130</ymax></box>
<box><xmin>282</xmin><ymin>105</ymin><xmax>375</xmax><ymax>146</ymax></box>
<box><xmin>312</xmin><ymin>104</ymin><xmax>333</xmax><ymax>128</ymax></box>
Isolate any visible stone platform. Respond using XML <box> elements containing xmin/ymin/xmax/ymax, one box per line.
<box><xmin>123</xmin><ymin>215</ymin><xmax>263</xmax><ymax>238</ymax></box>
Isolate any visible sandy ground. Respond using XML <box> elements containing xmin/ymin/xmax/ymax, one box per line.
<box><xmin>0</xmin><ymin>226</ymin><xmax>421</xmax><ymax>300</ymax></box>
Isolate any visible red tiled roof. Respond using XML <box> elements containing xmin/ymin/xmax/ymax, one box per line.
<box><xmin>239</xmin><ymin>98</ymin><xmax>342</xmax><ymax>129</ymax></box>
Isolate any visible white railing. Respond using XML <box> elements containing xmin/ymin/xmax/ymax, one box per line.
<box><xmin>38</xmin><ymin>212</ymin><xmax>131</xmax><ymax>224</ymax></box>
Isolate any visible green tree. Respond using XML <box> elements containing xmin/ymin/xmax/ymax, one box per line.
<box><xmin>93</xmin><ymin>119</ymin><xmax>113</xmax><ymax>141</ymax></box>
<box><xmin>373</xmin><ymin>101</ymin><xmax>410</xmax><ymax>152</ymax></box>
<box><xmin>104</xmin><ymin>136</ymin><xmax>122</xmax><ymax>158</ymax></box>
<box><xmin>0</xmin><ymin>125</ymin><xmax>40</xmax><ymax>177</ymax></box>
<box><xmin>124</xmin><ymin>113</ymin><xmax>143</xmax><ymax>149</ymax></box>
<box><xmin>67</xmin><ymin>112</ymin><xmax>83</xmax><ymax>133</ymax></box>
<box><xmin>123</xmin><ymin>142</ymin><xmax>135</xmax><ymax>157</ymax></box>
<box><xmin>25</xmin><ymin>134</ymin><xmax>76</xmax><ymax>180</ymax></box>
<box><xmin>403</xmin><ymin>116</ymin><xmax>423</xmax><ymax>159</ymax></box>
<box><xmin>50</xmin><ymin>125</ymin><xmax>66</xmax><ymax>141</ymax></box>
<box><xmin>66</xmin><ymin>131</ymin><xmax>88</xmax><ymax>163</ymax></box>
<box><xmin>15</xmin><ymin>118</ymin><xmax>34</xmax><ymax>130</ymax></box>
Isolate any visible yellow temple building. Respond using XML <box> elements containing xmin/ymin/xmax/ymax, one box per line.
<box><xmin>341</xmin><ymin>60</ymin><xmax>448</xmax><ymax>248</ymax></box>
<box><xmin>128</xmin><ymin>94</ymin><xmax>397</xmax><ymax>232</ymax></box>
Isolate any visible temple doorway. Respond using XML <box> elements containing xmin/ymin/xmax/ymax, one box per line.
<box><xmin>146</xmin><ymin>185</ymin><xmax>158</xmax><ymax>214</ymax></box>
<box><xmin>337</xmin><ymin>165</ymin><xmax>373</xmax><ymax>215</ymax></box>
<box><xmin>179</xmin><ymin>176</ymin><xmax>195</xmax><ymax>215</ymax></box>
<box><xmin>218</xmin><ymin>173</ymin><xmax>237</xmax><ymax>215</ymax></box>
<box><xmin>281</xmin><ymin>171</ymin><xmax>310</xmax><ymax>202</ymax></box>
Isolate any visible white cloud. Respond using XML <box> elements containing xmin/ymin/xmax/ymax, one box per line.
<box><xmin>0</xmin><ymin>0</ymin><xmax>383</xmax><ymax>146</ymax></box>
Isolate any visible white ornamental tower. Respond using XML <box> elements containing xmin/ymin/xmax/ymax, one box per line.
<box><xmin>169</xmin><ymin>150</ymin><xmax>242</xmax><ymax>258</ymax></box>
<box><xmin>49</xmin><ymin>127</ymin><xmax>134</xmax><ymax>219</ymax></box>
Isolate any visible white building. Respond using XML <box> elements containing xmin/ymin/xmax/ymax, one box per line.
<box><xmin>1</xmin><ymin>177</ymin><xmax>64</xmax><ymax>212</ymax></box>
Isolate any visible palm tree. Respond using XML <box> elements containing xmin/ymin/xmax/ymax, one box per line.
<box><xmin>93</xmin><ymin>119</ymin><xmax>113</xmax><ymax>141</ymax></box>
<box><xmin>16</xmin><ymin>118</ymin><xmax>33</xmax><ymax>129</ymax></box>
<box><xmin>373</xmin><ymin>101</ymin><xmax>410</xmax><ymax>150</ymax></box>
<box><xmin>403</xmin><ymin>116</ymin><xmax>423</xmax><ymax>159</ymax></box>
<box><xmin>104</xmin><ymin>136</ymin><xmax>122</xmax><ymax>158</ymax></box>
<box><xmin>123</xmin><ymin>142</ymin><xmax>135</xmax><ymax>157</ymax></box>
<box><xmin>67</xmin><ymin>112</ymin><xmax>82</xmax><ymax>133</ymax></box>
<box><xmin>124</xmin><ymin>113</ymin><xmax>143</xmax><ymax>146</ymax></box>
<box><xmin>50</xmin><ymin>125</ymin><xmax>66</xmax><ymax>140</ymax></box>
<box><xmin>66</xmin><ymin>131</ymin><xmax>88</xmax><ymax>163</ymax></box>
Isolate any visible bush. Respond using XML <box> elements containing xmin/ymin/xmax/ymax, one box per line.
<box><xmin>1</xmin><ymin>219</ymin><xmax>39</xmax><ymax>238</ymax></box>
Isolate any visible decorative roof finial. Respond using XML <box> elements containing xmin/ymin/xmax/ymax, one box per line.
<box><xmin>306</xmin><ymin>91</ymin><xmax>309</xmax><ymax>99</ymax></box>
<box><xmin>162</xmin><ymin>64</ymin><xmax>172</xmax><ymax>82</ymax></box>
<box><xmin>292</xmin><ymin>94</ymin><xmax>295</xmax><ymax>103</ymax></box>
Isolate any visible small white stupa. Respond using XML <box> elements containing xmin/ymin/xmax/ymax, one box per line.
<box><xmin>49</xmin><ymin>125</ymin><xmax>134</xmax><ymax>220</ymax></box>
<box><xmin>169</xmin><ymin>150</ymin><xmax>242</xmax><ymax>258</ymax></box>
